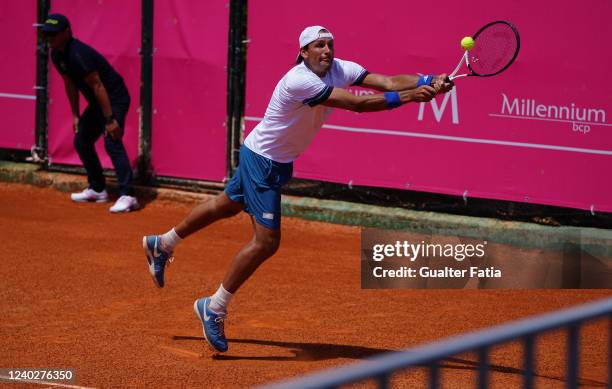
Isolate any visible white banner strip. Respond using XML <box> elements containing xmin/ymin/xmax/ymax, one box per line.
<box><xmin>243</xmin><ymin>116</ymin><xmax>612</xmax><ymax>156</ymax></box>
<box><xmin>0</xmin><ymin>92</ymin><xmax>36</xmax><ymax>100</ymax></box>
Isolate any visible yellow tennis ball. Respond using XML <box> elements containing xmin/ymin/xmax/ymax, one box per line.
<box><xmin>461</xmin><ymin>36</ymin><xmax>475</xmax><ymax>51</ymax></box>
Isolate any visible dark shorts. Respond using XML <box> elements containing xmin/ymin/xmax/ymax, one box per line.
<box><xmin>225</xmin><ymin>145</ymin><xmax>293</xmax><ymax>230</ymax></box>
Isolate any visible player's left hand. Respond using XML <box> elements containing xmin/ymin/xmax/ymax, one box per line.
<box><xmin>432</xmin><ymin>73</ymin><xmax>454</xmax><ymax>94</ymax></box>
<box><xmin>105</xmin><ymin>120</ymin><xmax>121</xmax><ymax>140</ymax></box>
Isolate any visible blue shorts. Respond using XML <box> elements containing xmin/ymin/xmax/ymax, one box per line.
<box><xmin>224</xmin><ymin>145</ymin><xmax>293</xmax><ymax>230</ymax></box>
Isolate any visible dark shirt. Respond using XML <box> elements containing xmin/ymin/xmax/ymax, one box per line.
<box><xmin>51</xmin><ymin>38</ymin><xmax>129</xmax><ymax>106</ymax></box>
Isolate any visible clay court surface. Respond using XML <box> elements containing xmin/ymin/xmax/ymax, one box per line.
<box><xmin>0</xmin><ymin>182</ymin><xmax>609</xmax><ymax>388</ymax></box>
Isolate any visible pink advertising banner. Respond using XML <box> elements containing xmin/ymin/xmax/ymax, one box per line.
<box><xmin>245</xmin><ymin>1</ymin><xmax>612</xmax><ymax>212</ymax></box>
<box><xmin>151</xmin><ymin>1</ymin><xmax>228</xmax><ymax>182</ymax></box>
<box><xmin>0</xmin><ymin>1</ymin><xmax>36</xmax><ymax>150</ymax></box>
<box><xmin>47</xmin><ymin>1</ymin><xmax>140</xmax><ymax>168</ymax></box>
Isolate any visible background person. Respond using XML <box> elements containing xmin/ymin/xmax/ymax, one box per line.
<box><xmin>43</xmin><ymin>13</ymin><xmax>139</xmax><ymax>213</ymax></box>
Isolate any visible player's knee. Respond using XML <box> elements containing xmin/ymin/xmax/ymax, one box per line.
<box><xmin>268</xmin><ymin>237</ymin><xmax>281</xmax><ymax>256</ymax></box>
<box><xmin>254</xmin><ymin>234</ymin><xmax>280</xmax><ymax>258</ymax></box>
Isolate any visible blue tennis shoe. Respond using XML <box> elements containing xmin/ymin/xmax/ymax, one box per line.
<box><xmin>143</xmin><ymin>235</ymin><xmax>173</xmax><ymax>288</ymax></box>
<box><xmin>194</xmin><ymin>297</ymin><xmax>228</xmax><ymax>353</ymax></box>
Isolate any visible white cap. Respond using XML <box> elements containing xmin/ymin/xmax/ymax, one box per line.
<box><xmin>299</xmin><ymin>25</ymin><xmax>333</xmax><ymax>48</ymax></box>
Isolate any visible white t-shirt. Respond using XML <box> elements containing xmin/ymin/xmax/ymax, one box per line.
<box><xmin>244</xmin><ymin>58</ymin><xmax>368</xmax><ymax>163</ymax></box>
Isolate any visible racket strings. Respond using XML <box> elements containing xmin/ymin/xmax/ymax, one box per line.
<box><xmin>470</xmin><ymin>23</ymin><xmax>519</xmax><ymax>76</ymax></box>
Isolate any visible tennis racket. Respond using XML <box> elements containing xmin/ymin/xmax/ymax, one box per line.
<box><xmin>447</xmin><ymin>20</ymin><xmax>520</xmax><ymax>81</ymax></box>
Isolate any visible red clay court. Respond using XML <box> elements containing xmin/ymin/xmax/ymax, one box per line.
<box><xmin>1</xmin><ymin>182</ymin><xmax>609</xmax><ymax>388</ymax></box>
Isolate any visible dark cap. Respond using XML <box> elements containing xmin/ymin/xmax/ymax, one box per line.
<box><xmin>42</xmin><ymin>14</ymin><xmax>70</xmax><ymax>33</ymax></box>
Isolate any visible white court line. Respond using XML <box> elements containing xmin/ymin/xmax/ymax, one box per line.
<box><xmin>243</xmin><ymin>116</ymin><xmax>612</xmax><ymax>156</ymax></box>
<box><xmin>0</xmin><ymin>375</ymin><xmax>95</xmax><ymax>389</ymax></box>
<box><xmin>0</xmin><ymin>92</ymin><xmax>36</xmax><ymax>100</ymax></box>
<box><xmin>488</xmin><ymin>113</ymin><xmax>612</xmax><ymax>127</ymax></box>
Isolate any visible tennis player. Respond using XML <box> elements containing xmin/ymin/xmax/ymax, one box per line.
<box><xmin>143</xmin><ymin>26</ymin><xmax>453</xmax><ymax>352</ymax></box>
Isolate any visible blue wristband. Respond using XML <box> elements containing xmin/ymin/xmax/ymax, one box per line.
<box><xmin>383</xmin><ymin>91</ymin><xmax>401</xmax><ymax>109</ymax></box>
<box><xmin>418</xmin><ymin>74</ymin><xmax>433</xmax><ymax>86</ymax></box>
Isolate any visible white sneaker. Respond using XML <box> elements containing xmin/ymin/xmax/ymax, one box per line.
<box><xmin>71</xmin><ymin>188</ymin><xmax>109</xmax><ymax>203</ymax></box>
<box><xmin>109</xmin><ymin>195</ymin><xmax>140</xmax><ymax>213</ymax></box>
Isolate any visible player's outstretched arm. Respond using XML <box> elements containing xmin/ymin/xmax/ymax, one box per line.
<box><xmin>360</xmin><ymin>73</ymin><xmax>419</xmax><ymax>91</ymax></box>
<box><xmin>361</xmin><ymin>73</ymin><xmax>453</xmax><ymax>94</ymax></box>
<box><xmin>322</xmin><ymin>86</ymin><xmax>437</xmax><ymax>113</ymax></box>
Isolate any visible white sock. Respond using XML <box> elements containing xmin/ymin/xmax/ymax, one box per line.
<box><xmin>160</xmin><ymin>228</ymin><xmax>182</xmax><ymax>253</ymax></box>
<box><xmin>209</xmin><ymin>284</ymin><xmax>233</xmax><ymax>314</ymax></box>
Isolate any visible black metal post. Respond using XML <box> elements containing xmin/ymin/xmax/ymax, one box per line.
<box><xmin>138</xmin><ymin>0</ymin><xmax>154</xmax><ymax>184</ymax></box>
<box><xmin>567</xmin><ymin>324</ymin><xmax>580</xmax><ymax>389</ymax></box>
<box><xmin>478</xmin><ymin>346</ymin><xmax>489</xmax><ymax>389</ymax></box>
<box><xmin>226</xmin><ymin>0</ymin><xmax>247</xmax><ymax>179</ymax></box>
<box><xmin>428</xmin><ymin>362</ymin><xmax>439</xmax><ymax>389</ymax></box>
<box><xmin>523</xmin><ymin>335</ymin><xmax>535</xmax><ymax>389</ymax></box>
<box><xmin>376</xmin><ymin>373</ymin><xmax>389</xmax><ymax>389</ymax></box>
<box><xmin>35</xmin><ymin>0</ymin><xmax>50</xmax><ymax>165</ymax></box>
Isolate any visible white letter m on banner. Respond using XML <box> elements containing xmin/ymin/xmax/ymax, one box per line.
<box><xmin>417</xmin><ymin>88</ymin><xmax>459</xmax><ymax>124</ymax></box>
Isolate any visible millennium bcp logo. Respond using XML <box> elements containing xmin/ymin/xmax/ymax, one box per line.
<box><xmin>492</xmin><ymin>93</ymin><xmax>608</xmax><ymax>134</ymax></box>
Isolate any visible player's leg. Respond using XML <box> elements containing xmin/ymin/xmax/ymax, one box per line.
<box><xmin>193</xmin><ymin>218</ymin><xmax>279</xmax><ymax>353</ymax></box>
<box><xmin>143</xmin><ymin>165</ymin><xmax>245</xmax><ymax>288</ymax></box>
<box><xmin>215</xmin><ymin>147</ymin><xmax>290</xmax><ymax>294</ymax></box>
<box><xmin>161</xmin><ymin>157</ymin><xmax>246</xmax><ymax>248</ymax></box>
<box><xmin>221</xmin><ymin>217</ymin><xmax>280</xmax><ymax>293</ymax></box>
<box><xmin>71</xmin><ymin>105</ymin><xmax>108</xmax><ymax>202</ymax></box>
<box><xmin>174</xmin><ymin>192</ymin><xmax>245</xmax><ymax>239</ymax></box>
<box><xmin>194</xmin><ymin>146</ymin><xmax>292</xmax><ymax>352</ymax></box>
